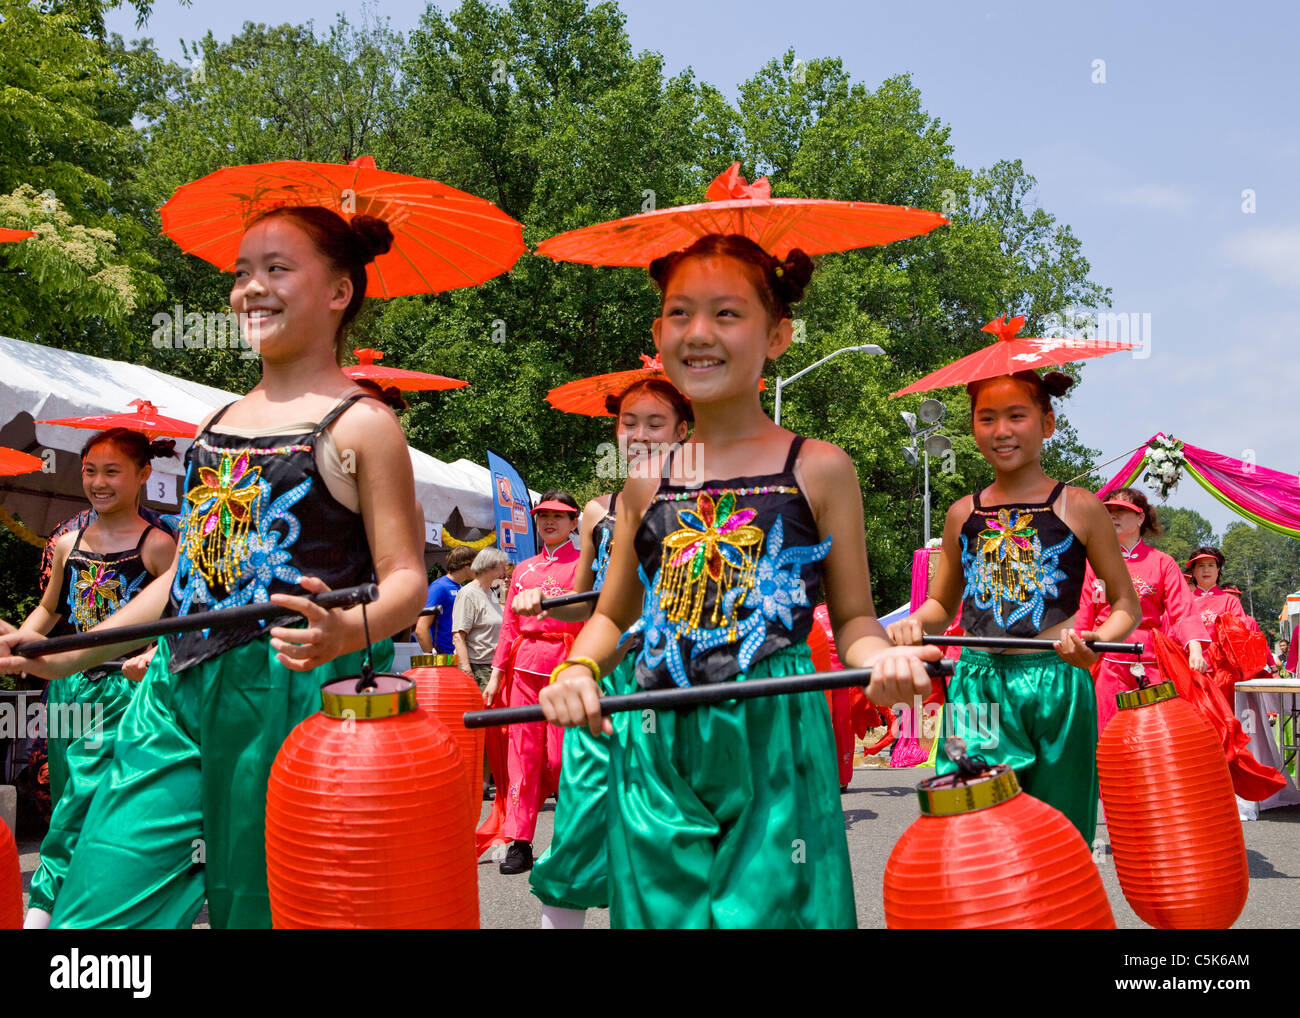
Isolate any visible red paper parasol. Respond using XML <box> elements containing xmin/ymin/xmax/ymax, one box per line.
<box><xmin>535</xmin><ymin>163</ymin><xmax>947</xmax><ymax>266</ymax></box>
<box><xmin>160</xmin><ymin>156</ymin><xmax>526</xmax><ymax>297</ymax></box>
<box><xmin>0</xmin><ymin>447</ymin><xmax>44</xmax><ymax>476</ymax></box>
<box><xmin>547</xmin><ymin>353</ymin><xmax>762</xmax><ymax>417</ymax></box>
<box><xmin>39</xmin><ymin>399</ymin><xmax>197</xmax><ymax>439</ymax></box>
<box><xmin>0</xmin><ymin>229</ymin><xmax>34</xmax><ymax>243</ymax></box>
<box><xmin>891</xmin><ymin>315</ymin><xmax>1136</xmax><ymax>397</ymax></box>
<box><xmin>343</xmin><ymin>348</ymin><xmax>468</xmax><ymax>392</ymax></box>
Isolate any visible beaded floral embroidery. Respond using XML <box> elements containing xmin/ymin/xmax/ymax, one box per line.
<box><xmin>961</xmin><ymin>507</ymin><xmax>1073</xmax><ymax>629</ymax></box>
<box><xmin>183</xmin><ymin>450</ymin><xmax>263</xmax><ymax>589</ymax></box>
<box><xmin>638</xmin><ymin>504</ymin><xmax>831</xmax><ymax>687</ymax></box>
<box><xmin>657</xmin><ymin>490</ymin><xmax>763</xmax><ymax>641</ymax></box>
<box><xmin>172</xmin><ymin>466</ymin><xmax>309</xmax><ymax>616</ymax></box>
<box><xmin>67</xmin><ymin>558</ymin><xmax>148</xmax><ymax>632</ymax></box>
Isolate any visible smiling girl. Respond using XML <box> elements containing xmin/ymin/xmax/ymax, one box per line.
<box><xmin>16</xmin><ymin>429</ymin><xmax>176</xmax><ymax>928</ymax></box>
<box><xmin>539</xmin><ymin>234</ymin><xmax>937</xmax><ymax>928</ymax></box>
<box><xmin>0</xmin><ymin>206</ymin><xmax>427</xmax><ymax>929</ymax></box>
<box><xmin>888</xmin><ymin>370</ymin><xmax>1140</xmax><ymax>840</ymax></box>
<box><xmin>519</xmin><ymin>378</ymin><xmax>691</xmax><ymax>926</ymax></box>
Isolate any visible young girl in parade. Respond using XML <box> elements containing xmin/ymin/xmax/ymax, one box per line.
<box><xmin>540</xmin><ymin>234</ymin><xmax>939</xmax><ymax>928</ymax></box>
<box><xmin>485</xmin><ymin>490</ymin><xmax>585</xmax><ymax>875</ymax></box>
<box><xmin>1075</xmin><ymin>487</ymin><xmax>1206</xmax><ymax>735</ymax></box>
<box><xmin>888</xmin><ymin>371</ymin><xmax>1140</xmax><ymax>841</ymax></box>
<box><xmin>16</xmin><ymin>428</ymin><xmax>177</xmax><ymax>928</ymax></box>
<box><xmin>0</xmin><ymin>206</ymin><xmax>428</xmax><ymax>929</ymax></box>
<box><xmin>518</xmin><ymin>377</ymin><xmax>691</xmax><ymax>927</ymax></box>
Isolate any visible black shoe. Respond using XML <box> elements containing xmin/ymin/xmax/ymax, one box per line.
<box><xmin>499</xmin><ymin>840</ymin><xmax>533</xmax><ymax>874</ymax></box>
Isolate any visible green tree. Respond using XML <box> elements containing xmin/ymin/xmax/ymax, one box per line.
<box><xmin>0</xmin><ymin>1</ymin><xmax>163</xmax><ymax>350</ymax></box>
<box><xmin>1148</xmin><ymin>506</ymin><xmax>1217</xmax><ymax>573</ymax></box>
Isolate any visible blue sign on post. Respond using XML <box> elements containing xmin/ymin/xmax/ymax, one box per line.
<box><xmin>486</xmin><ymin>449</ymin><xmax>536</xmax><ymax>564</ymax></box>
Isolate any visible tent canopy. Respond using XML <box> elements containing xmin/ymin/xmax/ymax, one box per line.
<box><xmin>0</xmin><ymin>335</ymin><xmax>499</xmax><ymax>544</ymax></box>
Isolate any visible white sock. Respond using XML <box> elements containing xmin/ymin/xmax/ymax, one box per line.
<box><xmin>24</xmin><ymin>907</ymin><xmax>52</xmax><ymax>930</ymax></box>
<box><xmin>540</xmin><ymin>904</ymin><xmax>586</xmax><ymax>930</ymax></box>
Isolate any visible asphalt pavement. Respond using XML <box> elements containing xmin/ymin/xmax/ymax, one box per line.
<box><xmin>17</xmin><ymin>762</ymin><xmax>1299</xmax><ymax>928</ymax></box>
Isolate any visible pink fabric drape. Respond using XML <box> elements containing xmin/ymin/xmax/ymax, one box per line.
<box><xmin>1097</xmin><ymin>433</ymin><xmax>1300</xmax><ymax>538</ymax></box>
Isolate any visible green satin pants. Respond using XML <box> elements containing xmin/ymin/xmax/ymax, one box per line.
<box><xmin>605</xmin><ymin>644</ymin><xmax>855</xmax><ymax>929</ymax></box>
<box><xmin>528</xmin><ymin>655</ymin><xmax>636</xmax><ymax>911</ymax></box>
<box><xmin>50</xmin><ymin>634</ymin><xmax>392</xmax><ymax>929</ymax></box>
<box><xmin>937</xmin><ymin>649</ymin><xmax>1099</xmax><ymax>841</ymax></box>
<box><xmin>28</xmin><ymin>670</ymin><xmax>136</xmax><ymax>913</ymax></box>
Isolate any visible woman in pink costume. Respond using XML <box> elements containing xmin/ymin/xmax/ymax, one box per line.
<box><xmin>1076</xmin><ymin>488</ymin><xmax>1207</xmax><ymax>734</ymax></box>
<box><xmin>483</xmin><ymin>491</ymin><xmax>585</xmax><ymax>875</ymax></box>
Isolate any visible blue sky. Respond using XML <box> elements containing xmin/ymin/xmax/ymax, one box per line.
<box><xmin>108</xmin><ymin>0</ymin><xmax>1300</xmax><ymax>539</ymax></box>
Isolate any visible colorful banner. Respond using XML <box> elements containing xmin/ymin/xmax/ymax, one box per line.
<box><xmin>1097</xmin><ymin>433</ymin><xmax>1300</xmax><ymax>539</ymax></box>
<box><xmin>486</xmin><ymin>449</ymin><xmax>536</xmax><ymax>563</ymax></box>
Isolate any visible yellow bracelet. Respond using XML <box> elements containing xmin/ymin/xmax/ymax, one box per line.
<box><xmin>549</xmin><ymin>657</ymin><xmax>601</xmax><ymax>685</ymax></box>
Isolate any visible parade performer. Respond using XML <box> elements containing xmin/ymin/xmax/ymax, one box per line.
<box><xmin>521</xmin><ymin>375</ymin><xmax>691</xmax><ymax>927</ymax></box>
<box><xmin>484</xmin><ymin>491</ymin><xmax>585</xmax><ymax>875</ymax></box>
<box><xmin>1075</xmin><ymin>488</ymin><xmax>1207</xmax><ymax>735</ymax></box>
<box><xmin>16</xmin><ymin>429</ymin><xmax>177</xmax><ymax>929</ymax></box>
<box><xmin>540</xmin><ymin>234</ymin><xmax>939</xmax><ymax>928</ymax></box>
<box><xmin>0</xmin><ymin>206</ymin><xmax>428</xmax><ymax>928</ymax></box>
<box><xmin>888</xmin><ymin>371</ymin><xmax>1140</xmax><ymax>841</ymax></box>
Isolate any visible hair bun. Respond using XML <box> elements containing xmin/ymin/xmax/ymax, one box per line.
<box><xmin>1041</xmin><ymin>371</ymin><xmax>1075</xmax><ymax>398</ymax></box>
<box><xmin>350</xmin><ymin>214</ymin><xmax>394</xmax><ymax>263</ymax></box>
<box><xmin>772</xmin><ymin>248</ymin><xmax>814</xmax><ymax>307</ymax></box>
<box><xmin>149</xmin><ymin>438</ymin><xmax>178</xmax><ymax>460</ymax></box>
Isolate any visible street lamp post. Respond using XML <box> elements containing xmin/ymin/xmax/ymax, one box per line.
<box><xmin>773</xmin><ymin>344</ymin><xmax>885</xmax><ymax>426</ymax></box>
<box><xmin>901</xmin><ymin>400</ymin><xmax>952</xmax><ymax>543</ymax></box>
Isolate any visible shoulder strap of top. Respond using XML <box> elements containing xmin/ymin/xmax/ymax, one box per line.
<box><xmin>134</xmin><ymin>523</ymin><xmax>155</xmax><ymax>554</ymax></box>
<box><xmin>69</xmin><ymin>526</ymin><xmax>87</xmax><ymax>556</ymax></box>
<box><xmin>609</xmin><ymin>490</ymin><xmax>619</xmax><ymax>515</ymax></box>
<box><xmin>972</xmin><ymin>487</ymin><xmax>984</xmax><ymax>510</ymax></box>
<box><xmin>660</xmin><ymin>445</ymin><xmax>676</xmax><ymax>479</ymax></box>
<box><xmin>310</xmin><ymin>393</ymin><xmax>368</xmax><ymax>439</ymax></box>
<box><xmin>782</xmin><ymin>435</ymin><xmax>806</xmax><ymax>474</ymax></box>
<box><xmin>1045</xmin><ymin>481</ymin><xmax>1066</xmax><ymax>506</ymax></box>
<box><xmin>203</xmin><ymin>401</ymin><xmax>239</xmax><ymax>434</ymax></box>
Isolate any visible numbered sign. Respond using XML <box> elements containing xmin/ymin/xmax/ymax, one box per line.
<box><xmin>147</xmin><ymin>473</ymin><xmax>178</xmax><ymax>506</ymax></box>
<box><xmin>424</xmin><ymin>520</ymin><xmax>441</xmax><ymax>547</ymax></box>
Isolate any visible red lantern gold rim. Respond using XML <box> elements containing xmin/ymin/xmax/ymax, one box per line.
<box><xmin>916</xmin><ymin>763</ymin><xmax>1022</xmax><ymax>816</ymax></box>
<box><xmin>410</xmin><ymin>653</ymin><xmax>459</xmax><ymax>668</ymax></box>
<box><xmin>1115</xmin><ymin>681</ymin><xmax>1178</xmax><ymax>711</ymax></box>
<box><xmin>319</xmin><ymin>673</ymin><xmax>417</xmax><ymax>719</ymax></box>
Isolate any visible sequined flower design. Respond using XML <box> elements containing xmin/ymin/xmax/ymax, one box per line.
<box><xmin>1133</xmin><ymin>576</ymin><xmax>1155</xmax><ymax>598</ymax></box>
<box><xmin>664</xmin><ymin>491</ymin><xmax>762</xmax><ymax>582</ymax></box>
<box><xmin>592</xmin><ymin>525</ymin><xmax>614</xmax><ymax>591</ymax></box>
<box><xmin>539</xmin><ymin>576</ymin><xmax>567</xmax><ymax>599</ymax></box>
<box><xmin>184</xmin><ymin>450</ymin><xmax>264</xmax><ymax>589</ymax></box>
<box><xmin>211</xmin><ymin>479</ymin><xmax>310</xmax><ymax>609</ymax></box>
<box><xmin>978</xmin><ymin>508</ymin><xmax>1036</xmax><ymax>562</ymax></box>
<box><xmin>71</xmin><ymin>562</ymin><xmax>122</xmax><ymax>630</ymax></box>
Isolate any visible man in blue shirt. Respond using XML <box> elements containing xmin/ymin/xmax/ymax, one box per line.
<box><xmin>416</xmin><ymin>546</ymin><xmax>477</xmax><ymax>654</ymax></box>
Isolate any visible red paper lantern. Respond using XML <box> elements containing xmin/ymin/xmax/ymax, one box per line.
<box><xmin>0</xmin><ymin>817</ymin><xmax>20</xmax><ymax>929</ymax></box>
<box><xmin>265</xmin><ymin>673</ymin><xmax>478</xmax><ymax>929</ymax></box>
<box><xmin>407</xmin><ymin>654</ymin><xmax>485</xmax><ymax>830</ymax></box>
<box><xmin>884</xmin><ymin>765</ymin><xmax>1114</xmax><ymax>929</ymax></box>
<box><xmin>1097</xmin><ymin>681</ymin><xmax>1249</xmax><ymax>929</ymax></box>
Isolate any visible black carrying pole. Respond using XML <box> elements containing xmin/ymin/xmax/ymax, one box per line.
<box><xmin>462</xmin><ymin>658</ymin><xmax>956</xmax><ymax>729</ymax></box>
<box><xmin>537</xmin><ymin>589</ymin><xmax>601</xmax><ymax>610</ymax></box>
<box><xmin>12</xmin><ymin>583</ymin><xmax>381</xmax><ymax>659</ymax></box>
<box><xmin>921</xmin><ymin>634</ymin><xmax>1145</xmax><ymax>656</ymax></box>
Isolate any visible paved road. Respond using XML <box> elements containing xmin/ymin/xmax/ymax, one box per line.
<box><xmin>471</xmin><ymin>763</ymin><xmax>1300</xmax><ymax>929</ymax></box>
<box><xmin>19</xmin><ymin>764</ymin><xmax>1299</xmax><ymax>928</ymax></box>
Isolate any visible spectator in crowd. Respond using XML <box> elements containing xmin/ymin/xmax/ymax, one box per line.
<box><xmin>416</xmin><ymin>546</ymin><xmax>476</xmax><ymax>654</ymax></box>
<box><xmin>452</xmin><ymin>547</ymin><xmax>510</xmax><ymax>690</ymax></box>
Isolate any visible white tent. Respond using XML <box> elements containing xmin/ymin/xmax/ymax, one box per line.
<box><xmin>0</xmin><ymin>335</ymin><xmax>498</xmax><ymax>546</ymax></box>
